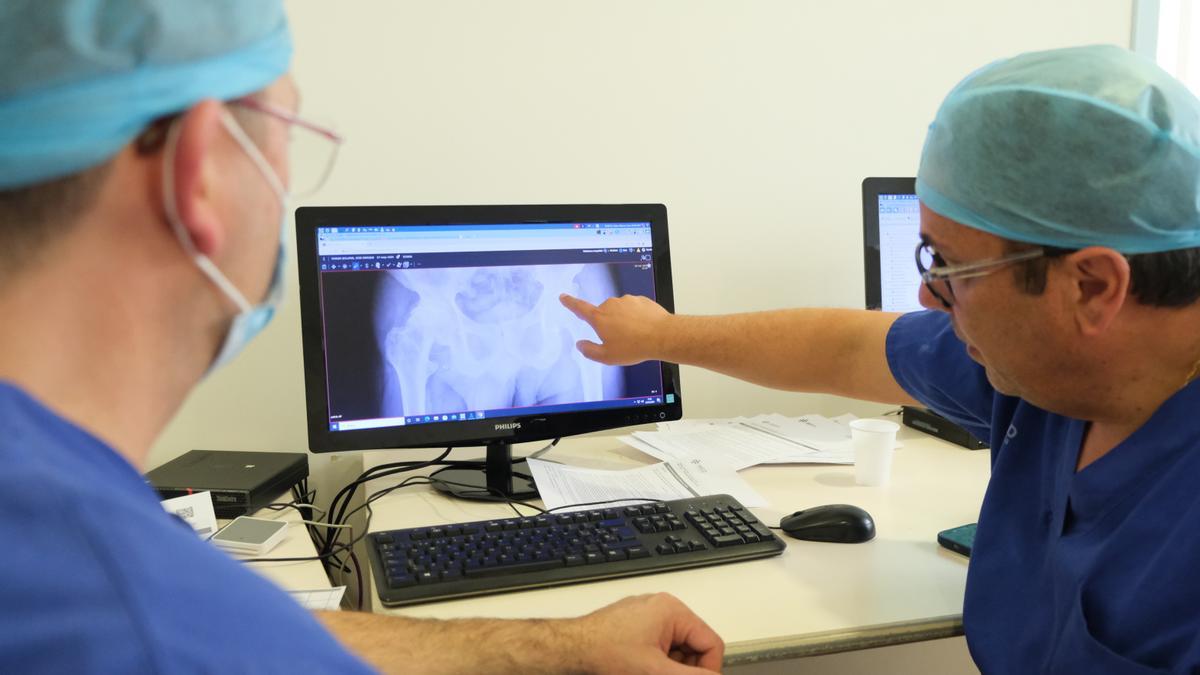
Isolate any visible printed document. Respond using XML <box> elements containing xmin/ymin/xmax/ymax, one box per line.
<box><xmin>526</xmin><ymin>457</ymin><xmax>766</xmax><ymax>512</ymax></box>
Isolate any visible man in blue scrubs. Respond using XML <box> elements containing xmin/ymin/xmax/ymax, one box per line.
<box><xmin>564</xmin><ymin>45</ymin><xmax>1200</xmax><ymax>672</ymax></box>
<box><xmin>0</xmin><ymin>1</ymin><xmax>723</xmax><ymax>673</ymax></box>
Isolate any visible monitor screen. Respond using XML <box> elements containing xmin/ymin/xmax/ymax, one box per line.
<box><xmin>295</xmin><ymin>204</ymin><xmax>682</xmax><ymax>497</ymax></box>
<box><xmin>862</xmin><ymin>177</ymin><xmax>922</xmax><ymax>313</ymax></box>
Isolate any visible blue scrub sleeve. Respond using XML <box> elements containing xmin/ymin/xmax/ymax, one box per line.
<box><xmin>884</xmin><ymin>311</ymin><xmax>995</xmax><ymax>442</ymax></box>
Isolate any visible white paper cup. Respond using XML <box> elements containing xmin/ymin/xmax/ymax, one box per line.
<box><xmin>851</xmin><ymin>418</ymin><xmax>900</xmax><ymax>486</ymax></box>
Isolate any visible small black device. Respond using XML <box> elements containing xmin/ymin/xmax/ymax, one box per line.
<box><xmin>902</xmin><ymin>406</ymin><xmax>988</xmax><ymax>450</ymax></box>
<box><xmin>295</xmin><ymin>204</ymin><xmax>683</xmax><ymax>501</ymax></box>
<box><xmin>367</xmin><ymin>494</ymin><xmax>783</xmax><ymax>607</ymax></box>
<box><xmin>937</xmin><ymin>522</ymin><xmax>977</xmax><ymax>557</ymax></box>
<box><xmin>778</xmin><ymin>504</ymin><xmax>876</xmax><ymax>543</ymax></box>
<box><xmin>862</xmin><ymin>177</ymin><xmax>988</xmax><ymax>451</ymax></box>
<box><xmin>146</xmin><ymin>450</ymin><xmax>308</xmax><ymax>518</ymax></box>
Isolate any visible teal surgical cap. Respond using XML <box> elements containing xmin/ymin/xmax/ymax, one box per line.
<box><xmin>0</xmin><ymin>0</ymin><xmax>291</xmax><ymax>190</ymax></box>
<box><xmin>917</xmin><ymin>44</ymin><xmax>1200</xmax><ymax>254</ymax></box>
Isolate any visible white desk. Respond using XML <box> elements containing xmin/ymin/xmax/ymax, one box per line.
<box><xmin>361</xmin><ymin>428</ymin><xmax>990</xmax><ymax>665</ymax></box>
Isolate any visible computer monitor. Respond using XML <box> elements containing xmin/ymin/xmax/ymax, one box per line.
<box><xmin>295</xmin><ymin>204</ymin><xmax>683</xmax><ymax>500</ymax></box>
<box><xmin>862</xmin><ymin>177</ymin><xmax>922</xmax><ymax>312</ymax></box>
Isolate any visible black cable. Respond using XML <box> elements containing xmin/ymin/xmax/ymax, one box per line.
<box><xmin>243</xmin><ymin>502</ymin><xmax>373</xmax><ymax>564</ymax></box>
<box><xmin>322</xmin><ymin>448</ymin><xmax>461</xmax><ymax>556</ymax></box>
<box><xmin>321</xmin><ymin>453</ymin><xmax>484</xmax><ymax>558</ymax></box>
<box><xmin>262</xmin><ymin>502</ymin><xmax>320</xmax><ymax>518</ymax></box>
<box><xmin>326</xmin><ymin>449</ymin><xmax>457</xmax><ymax>529</ymax></box>
<box><xmin>341</xmin><ymin>475</ymin><xmax>546</xmax><ymax>528</ymax></box>
<box><xmin>542</xmin><ymin>496</ymin><xmax>663</xmax><ymax>513</ymax></box>
<box><xmin>276</xmin><ymin>486</ymin><xmax>349</xmax><ymax>578</ymax></box>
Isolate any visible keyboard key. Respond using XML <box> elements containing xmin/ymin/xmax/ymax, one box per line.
<box><xmin>711</xmin><ymin>534</ymin><xmax>744</xmax><ymax>548</ymax></box>
<box><xmin>751</xmin><ymin>524</ymin><xmax>775</xmax><ymax>539</ymax></box>
<box><xmin>463</xmin><ymin>559</ymin><xmax>564</xmax><ymax>578</ymax></box>
<box><xmin>604</xmin><ymin>548</ymin><xmax>627</xmax><ymax>562</ymax></box>
<box><xmin>387</xmin><ymin>573</ymin><xmax>416</xmax><ymax>588</ymax></box>
<box><xmin>627</xmin><ymin>545</ymin><xmax>651</xmax><ymax>559</ymax></box>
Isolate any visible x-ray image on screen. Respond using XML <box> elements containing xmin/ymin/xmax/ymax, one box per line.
<box><xmin>320</xmin><ymin>261</ymin><xmax>659</xmax><ymax>422</ymax></box>
<box><xmin>377</xmin><ymin>262</ymin><xmax>621</xmax><ymax>416</ymax></box>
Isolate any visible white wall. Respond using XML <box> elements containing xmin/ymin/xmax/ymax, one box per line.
<box><xmin>148</xmin><ymin>0</ymin><xmax>1133</xmax><ymax>469</ymax></box>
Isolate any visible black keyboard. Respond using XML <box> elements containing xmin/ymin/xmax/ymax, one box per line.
<box><xmin>367</xmin><ymin>494</ymin><xmax>785</xmax><ymax>607</ymax></box>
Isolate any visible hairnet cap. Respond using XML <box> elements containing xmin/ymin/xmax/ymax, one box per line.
<box><xmin>0</xmin><ymin>0</ymin><xmax>291</xmax><ymax>190</ymax></box>
<box><xmin>917</xmin><ymin>44</ymin><xmax>1200</xmax><ymax>254</ymax></box>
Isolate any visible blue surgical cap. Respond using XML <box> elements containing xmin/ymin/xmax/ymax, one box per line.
<box><xmin>0</xmin><ymin>0</ymin><xmax>291</xmax><ymax>190</ymax></box>
<box><xmin>917</xmin><ymin>45</ymin><xmax>1200</xmax><ymax>254</ymax></box>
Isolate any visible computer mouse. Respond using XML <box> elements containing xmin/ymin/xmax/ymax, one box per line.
<box><xmin>779</xmin><ymin>504</ymin><xmax>876</xmax><ymax>543</ymax></box>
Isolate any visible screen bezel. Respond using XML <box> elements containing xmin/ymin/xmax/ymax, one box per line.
<box><xmin>861</xmin><ymin>177</ymin><xmax>916</xmax><ymax>311</ymax></box>
<box><xmin>295</xmin><ymin>203</ymin><xmax>682</xmax><ymax>453</ymax></box>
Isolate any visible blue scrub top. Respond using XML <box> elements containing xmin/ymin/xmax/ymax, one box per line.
<box><xmin>887</xmin><ymin>311</ymin><xmax>1200</xmax><ymax>673</ymax></box>
<box><xmin>0</xmin><ymin>382</ymin><xmax>375</xmax><ymax>674</ymax></box>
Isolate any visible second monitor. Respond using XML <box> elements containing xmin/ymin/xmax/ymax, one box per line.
<box><xmin>295</xmin><ymin>204</ymin><xmax>683</xmax><ymax>499</ymax></box>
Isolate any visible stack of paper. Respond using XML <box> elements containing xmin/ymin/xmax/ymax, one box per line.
<box><xmin>526</xmin><ymin>457</ymin><xmax>767</xmax><ymax>512</ymax></box>
<box><xmin>623</xmin><ymin>413</ymin><xmax>863</xmax><ymax>470</ymax></box>
<box><xmin>523</xmin><ymin>412</ymin><xmax>892</xmax><ymax>514</ymax></box>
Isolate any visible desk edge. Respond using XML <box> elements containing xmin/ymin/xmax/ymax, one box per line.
<box><xmin>724</xmin><ymin>613</ymin><xmax>964</xmax><ymax>665</ymax></box>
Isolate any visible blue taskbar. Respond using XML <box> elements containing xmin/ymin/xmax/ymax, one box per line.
<box><xmin>330</xmin><ymin>394</ymin><xmax>674</xmax><ymax>432</ymax></box>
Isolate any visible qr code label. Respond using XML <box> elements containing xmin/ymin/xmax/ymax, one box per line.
<box><xmin>175</xmin><ymin>506</ymin><xmax>195</xmax><ymax>519</ymax></box>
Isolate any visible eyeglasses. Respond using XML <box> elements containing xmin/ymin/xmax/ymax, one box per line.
<box><xmin>914</xmin><ymin>239</ymin><xmax>1047</xmax><ymax>308</ymax></box>
<box><xmin>230</xmin><ymin>98</ymin><xmax>343</xmax><ymax>198</ymax></box>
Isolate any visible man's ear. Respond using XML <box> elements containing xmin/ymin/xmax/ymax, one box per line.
<box><xmin>1064</xmin><ymin>247</ymin><xmax>1130</xmax><ymax>336</ymax></box>
<box><xmin>166</xmin><ymin>99</ymin><xmax>226</xmax><ymax>257</ymax></box>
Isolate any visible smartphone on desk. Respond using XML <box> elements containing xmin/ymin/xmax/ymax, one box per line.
<box><xmin>937</xmin><ymin>523</ymin><xmax>976</xmax><ymax>557</ymax></box>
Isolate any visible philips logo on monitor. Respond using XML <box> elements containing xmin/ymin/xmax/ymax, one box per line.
<box><xmin>494</xmin><ymin>422</ymin><xmax>522</xmax><ymax>431</ymax></box>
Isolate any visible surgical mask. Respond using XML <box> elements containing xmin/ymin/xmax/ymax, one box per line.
<box><xmin>162</xmin><ymin>108</ymin><xmax>289</xmax><ymax>373</ymax></box>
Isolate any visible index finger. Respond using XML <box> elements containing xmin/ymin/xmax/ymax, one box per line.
<box><xmin>559</xmin><ymin>293</ymin><xmax>598</xmax><ymax>322</ymax></box>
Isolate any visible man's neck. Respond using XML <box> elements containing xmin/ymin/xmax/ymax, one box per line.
<box><xmin>0</xmin><ymin>232</ymin><xmax>213</xmax><ymax>471</ymax></box>
<box><xmin>1072</xmin><ymin>308</ymin><xmax>1200</xmax><ymax>471</ymax></box>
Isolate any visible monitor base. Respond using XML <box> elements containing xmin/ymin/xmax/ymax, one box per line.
<box><xmin>430</xmin><ymin>441</ymin><xmax>539</xmax><ymax>501</ymax></box>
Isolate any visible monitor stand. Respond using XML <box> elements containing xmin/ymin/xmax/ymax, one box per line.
<box><xmin>430</xmin><ymin>440</ymin><xmax>539</xmax><ymax>501</ymax></box>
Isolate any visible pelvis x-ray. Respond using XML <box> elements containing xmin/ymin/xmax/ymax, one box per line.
<box><xmin>371</xmin><ymin>263</ymin><xmax>625</xmax><ymax>417</ymax></box>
